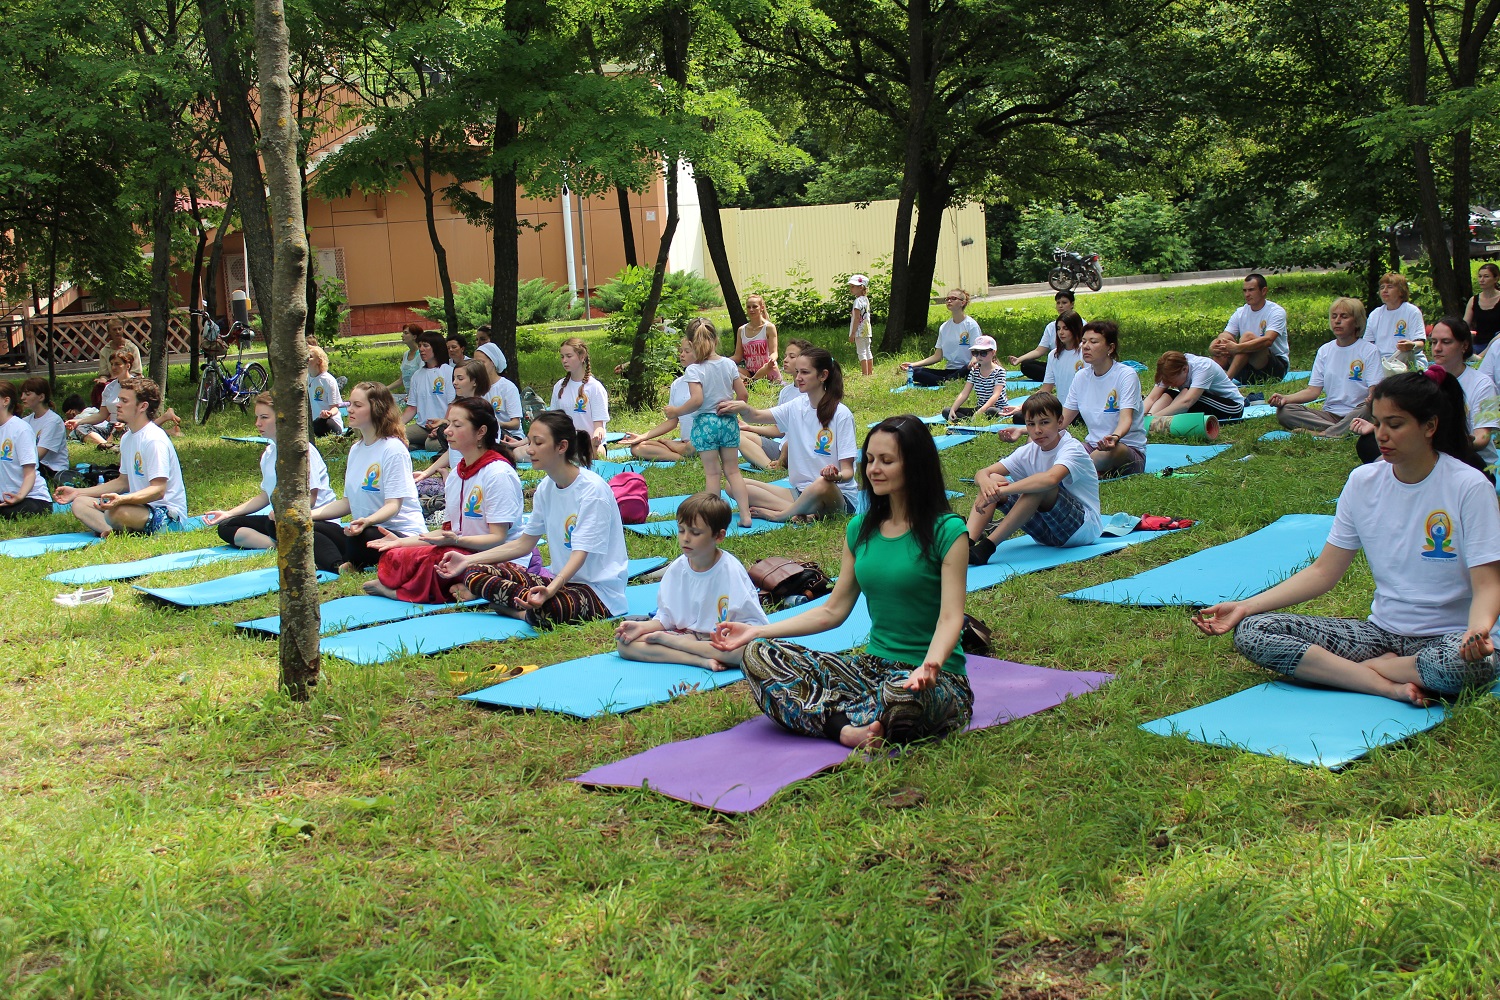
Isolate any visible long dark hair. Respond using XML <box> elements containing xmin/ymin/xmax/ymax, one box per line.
<box><xmin>1371</xmin><ymin>369</ymin><xmax>1485</xmax><ymax>472</ymax></box>
<box><xmin>799</xmin><ymin>346</ymin><xmax>844</xmax><ymax>428</ymax></box>
<box><xmin>1055</xmin><ymin>310</ymin><xmax>1084</xmax><ymax>356</ymax></box>
<box><xmin>418</xmin><ymin>330</ymin><xmax>447</xmax><ymax>368</ymax></box>
<box><xmin>532</xmin><ymin>410</ymin><xmax>593</xmax><ymax>468</ymax></box>
<box><xmin>855</xmin><ymin>416</ymin><xmax>954</xmax><ymax>565</ymax></box>
<box><xmin>1435</xmin><ymin>316</ymin><xmax>1474</xmax><ymax>359</ymax></box>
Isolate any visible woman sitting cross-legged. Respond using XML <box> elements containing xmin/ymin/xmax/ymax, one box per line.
<box><xmin>436</xmin><ymin>410</ymin><xmax>630</xmax><ymax>629</ymax></box>
<box><xmin>712</xmin><ymin>415</ymin><xmax>974</xmax><ymax>749</ymax></box>
<box><xmin>1193</xmin><ymin>370</ymin><xmax>1500</xmax><ymax>706</ymax></box>
<box><xmin>203</xmin><ymin>392</ymin><xmax>341</xmax><ymax>572</ymax></box>
<box><xmin>364</xmin><ymin>397</ymin><xmax>526</xmax><ymax>604</ymax></box>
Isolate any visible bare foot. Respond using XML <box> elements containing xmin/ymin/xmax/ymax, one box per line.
<box><xmin>738</xmin><ymin>517</ymin><xmax>754</xmax><ymax>529</ymax></box>
<box><xmin>1394</xmin><ymin>682</ymin><xmax>1430</xmax><ymax>707</ymax></box>
<box><xmin>705</xmin><ymin>658</ymin><xmax>731</xmax><ymax>672</ymax></box>
<box><xmin>839</xmin><ymin>720</ymin><xmax>884</xmax><ymax>749</ymax></box>
<box><xmin>362</xmin><ymin>579</ymin><xmax>398</xmax><ymax>599</ymax></box>
<box><xmin>449</xmin><ymin>583</ymin><xmax>475</xmax><ymax>602</ymax></box>
<box><xmin>749</xmin><ymin>505</ymin><xmax>786</xmax><ymax>522</ymax></box>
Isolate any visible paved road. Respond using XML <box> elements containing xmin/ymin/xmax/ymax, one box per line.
<box><xmin>975</xmin><ymin>268</ymin><xmax>1337</xmax><ymax>304</ymax></box>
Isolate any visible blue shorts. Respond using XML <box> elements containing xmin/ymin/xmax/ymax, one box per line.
<box><xmin>690</xmin><ymin>410</ymin><xmax>740</xmax><ymax>452</ymax></box>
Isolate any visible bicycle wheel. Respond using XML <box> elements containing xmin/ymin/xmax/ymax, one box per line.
<box><xmin>237</xmin><ymin>363</ymin><xmax>269</xmax><ymax>409</ymax></box>
<box><xmin>195</xmin><ymin>366</ymin><xmax>223</xmax><ymax>424</ymax></box>
<box><xmin>1048</xmin><ymin>267</ymin><xmax>1077</xmax><ymax>292</ymax></box>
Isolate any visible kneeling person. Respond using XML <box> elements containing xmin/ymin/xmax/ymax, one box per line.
<box><xmin>616</xmin><ymin>493</ymin><xmax>769</xmax><ymax>670</ymax></box>
<box><xmin>967</xmin><ymin>392</ymin><xmax>1102</xmax><ymax>565</ymax></box>
<box><xmin>53</xmin><ymin>377</ymin><xmax>187</xmax><ymax>536</ymax></box>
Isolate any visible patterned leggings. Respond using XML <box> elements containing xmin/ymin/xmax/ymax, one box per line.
<box><xmin>741</xmin><ymin>639</ymin><xmax>974</xmax><ymax>744</ymax></box>
<box><xmin>462</xmin><ymin>562</ymin><xmax>610</xmax><ymax>630</ymax></box>
<box><xmin>1233</xmin><ymin>613</ymin><xmax>1500</xmax><ymax>696</ymax></box>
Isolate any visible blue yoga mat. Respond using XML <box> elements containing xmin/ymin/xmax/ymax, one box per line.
<box><xmin>461</xmin><ymin>654</ymin><xmax>745</xmax><ymax>717</ymax></box>
<box><xmin>932</xmin><ymin>434</ymin><xmax>980</xmax><ymax>453</ymax></box>
<box><xmin>46</xmin><ymin>545</ymin><xmax>265</xmax><ymax>585</ymax></box>
<box><xmin>604</xmin><ymin>432</ymin><xmax>627</xmax><ymax>444</ymax></box>
<box><xmin>0</xmin><ymin>532</ymin><xmax>101</xmax><ymax>559</ymax></box>
<box><xmin>1221</xmin><ymin>403</ymin><xmax>1276</xmax><ymax>422</ymax></box>
<box><xmin>411</xmin><ymin>449</ymin><xmax>439</xmax><ymax>462</ymax></box>
<box><xmin>627</xmin><ymin>517</ymin><xmax>784</xmax><ymax>538</ymax></box>
<box><xmin>965</xmin><ymin>527</ymin><xmax>1181</xmax><ymax>592</ymax></box>
<box><xmin>220</xmin><ymin>435</ymin><xmax>271</xmax><ymax>445</ymax></box>
<box><xmin>1259</xmin><ymin>430</ymin><xmax>1292</xmax><ymax>442</ymax></box>
<box><xmin>948</xmin><ymin>423</ymin><xmax>1016</xmax><ymax>435</ymax></box>
<box><xmin>1142</xmin><ymin>444</ymin><xmax>1231</xmax><ymax>475</ymax></box>
<box><xmin>1063</xmin><ymin>514</ymin><xmax>1331</xmax><ymax>606</ymax></box>
<box><xmin>238</xmin><ymin>594</ymin><xmax>485</xmax><ymax>637</ymax></box>
<box><xmin>867</xmin><ymin>414</ymin><xmax>946</xmax><ymax>428</ymax></box>
<box><xmin>1142</xmin><ymin>681</ymin><xmax>1448</xmax><ymax>768</ymax></box>
<box><xmin>769</xmin><ymin>594</ymin><xmax>877</xmax><ymax>653</ymax></box>
<box><xmin>646</xmin><ymin>492</ymin><xmax>734</xmax><ymax>517</ymax></box>
<box><xmin>135</xmin><ymin>567</ymin><xmax>338</xmax><ymax>608</ymax></box>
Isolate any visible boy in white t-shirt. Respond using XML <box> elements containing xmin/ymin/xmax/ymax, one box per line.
<box><xmin>968</xmin><ymin>392</ymin><xmax>1103</xmax><ymax>564</ymax></box>
<box><xmin>847</xmin><ymin>274</ymin><xmax>874</xmax><ymax>377</ymax></box>
<box><xmin>1209</xmin><ymin>273</ymin><xmax>1290</xmax><ymax>383</ymax></box>
<box><xmin>53</xmin><ymin>377</ymin><xmax>188</xmax><ymax>536</ymax></box>
<box><xmin>615</xmin><ymin>493</ymin><xmax>769</xmax><ymax>670</ymax></box>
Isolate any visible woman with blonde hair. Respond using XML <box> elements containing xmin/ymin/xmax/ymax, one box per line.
<box><xmin>901</xmin><ymin>288</ymin><xmax>981</xmax><ymax>385</ymax></box>
<box><xmin>1272</xmin><ymin>297</ymin><xmax>1384</xmax><ymax>436</ymax></box>
<box><xmin>733</xmin><ymin>294</ymin><xmax>782</xmax><ymax>386</ymax></box>
<box><xmin>548</xmin><ymin>336</ymin><xmax>609</xmax><ymax>458</ymax></box>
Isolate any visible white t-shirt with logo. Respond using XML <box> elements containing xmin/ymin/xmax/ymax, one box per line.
<box><xmin>550</xmin><ymin>377</ymin><xmax>610</xmax><ymax>434</ymax></box>
<box><xmin>25</xmin><ymin>409</ymin><xmax>68</xmax><ymax>474</ymax></box>
<box><xmin>1329</xmin><ymin>453</ymin><xmax>1500</xmax><ymax>636</ymax></box>
<box><xmin>407</xmin><ymin>365</ymin><xmax>454</xmax><ymax>425</ymax></box>
<box><xmin>1455</xmin><ymin>367</ymin><xmax>1500</xmax><ymax>470</ymax></box>
<box><xmin>655</xmin><ymin>550</ymin><xmax>769</xmax><ymax>634</ymax></box>
<box><xmin>999</xmin><ymin>434</ymin><xmax>1101</xmax><ymax>545</ymax></box>
<box><xmin>1364</xmin><ymin>302</ymin><xmax>1426</xmax><ymax>358</ymax></box>
<box><xmin>935</xmin><ymin>317</ymin><xmax>980</xmax><ymax>368</ymax></box>
<box><xmin>1064</xmin><ymin>361</ymin><xmax>1147</xmax><ymax>451</ymax></box>
<box><xmin>667</xmin><ymin>375</ymin><xmax>695</xmax><ymax>441</ymax></box>
<box><xmin>521</xmin><ymin>468</ymin><xmax>629</xmax><ymax>615</ymax></box>
<box><xmin>1038</xmin><ymin>320</ymin><xmax>1057</xmax><ymax>352</ymax></box>
<box><xmin>487</xmin><ymin>377</ymin><xmax>522</xmax><ymax>429</ymax></box>
<box><xmin>444</xmin><ymin>457</ymin><xmax>527</xmax><ymax>565</ymax></box>
<box><xmin>1043</xmin><ymin>348</ymin><xmax>1085</xmax><ymax>404</ymax></box>
<box><xmin>0</xmin><ymin>415</ymin><xmax>52</xmax><ymax>503</ymax></box>
<box><xmin>684</xmin><ymin>356</ymin><xmax>741</xmax><ymax>415</ymax></box>
<box><xmin>119</xmin><ymin>421</ymin><xmax>187</xmax><ymax>520</ymax></box>
<box><xmin>770</xmin><ymin>395</ymin><xmax>859</xmax><ymax>505</ymax></box>
<box><xmin>1308</xmin><ymin>339</ymin><xmax>1385</xmax><ymax>416</ymax></box>
<box><xmin>1225</xmin><ymin>300</ymin><xmax>1290</xmax><ymax>360</ymax></box>
<box><xmin>99</xmin><ymin>380</ymin><xmax>122</xmax><ymax>421</ymax></box>
<box><xmin>307</xmin><ymin>372</ymin><xmax>344</xmax><ymax>434</ymax></box>
<box><xmin>344</xmin><ymin>436</ymin><xmax>426</xmax><ymax>536</ymax></box>
<box><xmin>1168</xmin><ymin>353</ymin><xmax>1241</xmax><ymax>401</ymax></box>
<box><xmin>259</xmin><ymin>441</ymin><xmax>336</xmax><ymax>509</ymax></box>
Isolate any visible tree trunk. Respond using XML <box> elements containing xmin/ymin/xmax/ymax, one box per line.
<box><xmin>147</xmin><ymin>177</ymin><xmax>176</xmax><ymax>386</ymax></box>
<box><xmin>615</xmin><ymin>184</ymin><xmax>638</xmax><ymax>267</ymax></box>
<box><xmin>490</xmin><ymin>106</ymin><xmax>521</xmax><ymax>385</ymax></box>
<box><xmin>882</xmin><ymin>0</ymin><xmax>933</xmax><ymax>353</ymax></box>
<box><xmin>200</xmin><ymin>0</ymin><xmax>276</xmax><ymax>341</ymax></box>
<box><xmin>204</xmin><ymin>189</ymin><xmax>233</xmax><ymax>336</ymax></box>
<box><xmin>899</xmin><ymin>170</ymin><xmax>951</xmax><ymax>337</ymax></box>
<box><xmin>188</xmin><ymin>189</ymin><xmax>208</xmax><ymax>381</ymax></box>
<box><xmin>1408</xmin><ymin>0</ymin><xmax>1458</xmax><ymax>314</ymax></box>
<box><xmin>419</xmin><ymin>145</ymin><xmax>459</xmax><ymax>339</ymax></box>
<box><xmin>695</xmin><ymin>171</ymin><xmax>745</xmax><ymax>331</ymax></box>
<box><xmin>1447</xmin><ymin>126</ymin><xmax>1473</xmax><ymax>310</ymax></box>
<box><xmin>626</xmin><ymin>161</ymin><xmax>679</xmax><ymax>410</ymax></box>
<box><xmin>255</xmin><ymin>0</ymin><xmax>319</xmax><ymax>699</ymax></box>
<box><xmin>302</xmin><ymin>172</ymin><xmax>318</xmax><ymax>340</ymax></box>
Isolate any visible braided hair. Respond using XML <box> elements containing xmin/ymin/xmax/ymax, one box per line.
<box><xmin>558</xmin><ymin>337</ymin><xmax>594</xmax><ymax>410</ymax></box>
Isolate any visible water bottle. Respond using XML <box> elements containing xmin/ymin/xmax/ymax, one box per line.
<box><xmin>783</xmin><ymin>594</ymin><xmax>809</xmax><ymax>607</ymax></box>
<box><xmin>906</xmin><ymin>366</ymin><xmax>914</xmax><ymax>387</ymax></box>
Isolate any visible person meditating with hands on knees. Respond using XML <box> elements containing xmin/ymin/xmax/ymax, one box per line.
<box><xmin>712</xmin><ymin>416</ymin><xmax>973</xmax><ymax>749</ymax></box>
<box><xmin>1060</xmin><ymin>320</ymin><xmax>1148</xmax><ymax>478</ymax></box>
<box><xmin>1208</xmin><ymin>273</ymin><xmax>1289</xmax><ymax>383</ymax></box>
<box><xmin>616</xmin><ymin>493</ymin><xmax>769</xmax><ymax>671</ymax></box>
<box><xmin>54</xmin><ymin>377</ymin><xmax>188</xmax><ymax>536</ymax></box>
<box><xmin>0</xmin><ymin>380</ymin><xmax>54</xmax><ymax>519</ymax></box>
<box><xmin>1193</xmin><ymin>370</ymin><xmax>1500</xmax><ymax>706</ymax></box>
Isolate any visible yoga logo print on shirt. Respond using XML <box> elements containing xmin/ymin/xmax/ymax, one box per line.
<box><xmin>1258</xmin><ymin>320</ymin><xmax>1267</xmax><ymax>334</ymax></box>
<box><xmin>463</xmin><ymin>485</ymin><xmax>484</xmax><ymax>518</ymax></box>
<box><xmin>492</xmin><ymin>398</ymin><xmax>504</xmax><ymax>415</ymax></box>
<box><xmin>1422</xmin><ymin>510</ymin><xmax>1457</xmax><ymax>559</ymax></box>
<box><xmin>717</xmin><ymin>594</ymin><xmax>730</xmax><ymax>622</ymax></box>
<box><xmin>360</xmin><ymin>463</ymin><xmax>382</xmax><ymax>492</ymax></box>
<box><xmin>573</xmin><ymin>394</ymin><xmax>588</xmax><ymax>413</ymax></box>
<box><xmin>563</xmin><ymin>513</ymin><xmax>578</xmax><ymax>548</ymax></box>
<box><xmin>813</xmin><ymin>427</ymin><xmax>833</xmax><ymax>456</ymax></box>
<box><xmin>432</xmin><ymin>377</ymin><xmax>446</xmax><ymax>396</ymax></box>
<box><xmin>0</xmin><ymin>439</ymin><xmax>11</xmax><ymax>462</ymax></box>
<box><xmin>313</xmin><ymin>385</ymin><xmax>324</xmax><ymax>401</ymax></box>
<box><xmin>1075</xmin><ymin>359</ymin><xmax>1085</xmax><ymax>371</ymax></box>
<box><xmin>1396</xmin><ymin>320</ymin><xmax>1408</xmax><ymax>338</ymax></box>
<box><xmin>133</xmin><ymin>452</ymin><xmax>144</xmax><ymax>476</ymax></box>
<box><xmin>1349</xmin><ymin>359</ymin><xmax>1365</xmax><ymax>382</ymax></box>
<box><xmin>958</xmin><ymin>330</ymin><xmax>970</xmax><ymax>346</ymax></box>
<box><xmin>1104</xmin><ymin>390</ymin><xmax>1120</xmax><ymax>413</ymax></box>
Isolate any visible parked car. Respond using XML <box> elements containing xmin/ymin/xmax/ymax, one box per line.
<box><xmin>1393</xmin><ymin>206</ymin><xmax>1500</xmax><ymax>260</ymax></box>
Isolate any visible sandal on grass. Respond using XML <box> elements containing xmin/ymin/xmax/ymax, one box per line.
<box><xmin>447</xmin><ymin>662</ymin><xmax>539</xmax><ymax>686</ymax></box>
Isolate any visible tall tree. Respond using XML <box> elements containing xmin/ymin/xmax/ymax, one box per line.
<box><xmin>256</xmin><ymin>0</ymin><xmax>320</xmax><ymax>697</ymax></box>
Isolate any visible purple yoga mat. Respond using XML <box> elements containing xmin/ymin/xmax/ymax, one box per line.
<box><xmin>571</xmin><ymin>655</ymin><xmax>1113</xmax><ymax>813</ymax></box>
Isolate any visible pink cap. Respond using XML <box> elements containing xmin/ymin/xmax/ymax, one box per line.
<box><xmin>971</xmin><ymin>335</ymin><xmax>998</xmax><ymax>352</ymax></box>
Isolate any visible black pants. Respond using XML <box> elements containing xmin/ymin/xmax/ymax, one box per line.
<box><xmin>312</xmin><ymin>416</ymin><xmax>340</xmax><ymax>437</ymax></box>
<box><xmin>1019</xmin><ymin>358</ymin><xmax>1048</xmax><ymax>382</ymax></box>
<box><xmin>0</xmin><ymin>497</ymin><xmax>52</xmax><ymax>519</ymax></box>
<box><xmin>1162</xmin><ymin>385</ymin><xmax>1245</xmax><ymax>420</ymax></box>
<box><xmin>312</xmin><ymin>520</ymin><xmax>392</xmax><ymax>570</ymax></box>
<box><xmin>219</xmin><ymin>513</ymin><xmax>345</xmax><ymax>573</ymax></box>
<box><xmin>912</xmin><ymin>366</ymin><xmax>969</xmax><ymax>386</ymax></box>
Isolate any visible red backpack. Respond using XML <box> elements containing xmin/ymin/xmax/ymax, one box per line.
<box><xmin>609</xmin><ymin>470</ymin><xmax>649</xmax><ymax>524</ymax></box>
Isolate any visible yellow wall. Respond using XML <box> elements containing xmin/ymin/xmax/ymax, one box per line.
<box><xmin>700</xmin><ymin>200</ymin><xmax>988</xmax><ymax>299</ymax></box>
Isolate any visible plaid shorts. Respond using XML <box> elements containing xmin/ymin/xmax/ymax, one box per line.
<box><xmin>130</xmin><ymin>505</ymin><xmax>181</xmax><ymax>536</ymax></box>
<box><xmin>996</xmin><ymin>486</ymin><xmax>1086</xmax><ymax>547</ymax></box>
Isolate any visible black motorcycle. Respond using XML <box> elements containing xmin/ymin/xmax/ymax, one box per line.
<box><xmin>1048</xmin><ymin>247</ymin><xmax>1103</xmax><ymax>292</ymax></box>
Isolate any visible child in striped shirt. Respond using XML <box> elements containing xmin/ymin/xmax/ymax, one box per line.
<box><xmin>943</xmin><ymin>336</ymin><xmax>1008</xmax><ymax>421</ymax></box>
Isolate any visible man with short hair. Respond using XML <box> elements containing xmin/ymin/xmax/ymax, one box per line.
<box><xmin>53</xmin><ymin>377</ymin><xmax>188</xmax><ymax>536</ymax></box>
<box><xmin>1209</xmin><ymin>273</ymin><xmax>1290</xmax><ymax>383</ymax></box>
<box><xmin>445</xmin><ymin>333</ymin><xmax>469</xmax><ymax>367</ymax></box>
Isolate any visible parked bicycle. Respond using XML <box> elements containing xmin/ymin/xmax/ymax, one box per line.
<box><xmin>190</xmin><ymin>310</ymin><xmax>269</xmax><ymax>424</ymax></box>
<box><xmin>1048</xmin><ymin>247</ymin><xmax>1104</xmax><ymax>292</ymax></box>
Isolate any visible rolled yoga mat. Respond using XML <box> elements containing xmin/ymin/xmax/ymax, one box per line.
<box><xmin>1147</xmin><ymin>412</ymin><xmax>1219</xmax><ymax>442</ymax></box>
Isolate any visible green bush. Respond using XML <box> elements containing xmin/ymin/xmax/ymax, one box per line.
<box><xmin>312</xmin><ymin>276</ymin><xmax>358</xmax><ymax>361</ymax></box>
<box><xmin>749</xmin><ymin>258</ymin><xmax>898</xmax><ymax>330</ymax></box>
<box><xmin>601</xmin><ymin>266</ymin><xmax>700</xmax><ymax>407</ymax></box>
<box><xmin>593</xmin><ymin>268</ymin><xmax>722</xmax><ymax>314</ymax></box>
<box><xmin>515</xmin><ymin>277</ymin><xmax>574</xmax><ymax>326</ymax></box>
<box><xmin>417</xmin><ymin>277</ymin><xmax>581</xmax><ymax>331</ymax></box>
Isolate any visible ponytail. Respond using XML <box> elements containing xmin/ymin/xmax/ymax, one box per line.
<box><xmin>800</xmin><ymin>346</ymin><xmax>844</xmax><ymax>428</ymax></box>
<box><xmin>531</xmin><ymin>410</ymin><xmax>594</xmax><ymax>469</ymax></box>
<box><xmin>1371</xmin><ymin>368</ymin><xmax>1485</xmax><ymax>472</ymax></box>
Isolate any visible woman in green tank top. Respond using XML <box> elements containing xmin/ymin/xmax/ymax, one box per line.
<box><xmin>713</xmin><ymin>415</ymin><xmax>973</xmax><ymax>747</ymax></box>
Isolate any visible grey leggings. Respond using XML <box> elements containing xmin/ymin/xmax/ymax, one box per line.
<box><xmin>1233</xmin><ymin>613</ymin><xmax>1500</xmax><ymax>695</ymax></box>
<box><xmin>1276</xmin><ymin>401</ymin><xmax>1368</xmax><ymax>436</ymax></box>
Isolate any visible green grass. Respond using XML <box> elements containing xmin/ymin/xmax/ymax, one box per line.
<box><xmin>6</xmin><ymin>272</ymin><xmax>1500</xmax><ymax>998</ymax></box>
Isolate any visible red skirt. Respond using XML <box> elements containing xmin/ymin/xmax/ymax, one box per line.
<box><xmin>376</xmin><ymin>544</ymin><xmax>465</xmax><ymax>604</ymax></box>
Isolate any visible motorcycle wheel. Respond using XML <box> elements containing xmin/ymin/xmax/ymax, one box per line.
<box><xmin>1083</xmin><ymin>269</ymin><xmax>1102</xmax><ymax>292</ymax></box>
<box><xmin>1048</xmin><ymin>267</ymin><xmax>1077</xmax><ymax>292</ymax></box>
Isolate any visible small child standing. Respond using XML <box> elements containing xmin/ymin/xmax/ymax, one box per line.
<box><xmin>615</xmin><ymin>493</ymin><xmax>769</xmax><ymax>670</ymax></box>
<box><xmin>666</xmin><ymin>320</ymin><xmax>755</xmax><ymax>529</ymax></box>
<box><xmin>847</xmin><ymin>274</ymin><xmax>874</xmax><ymax>377</ymax></box>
